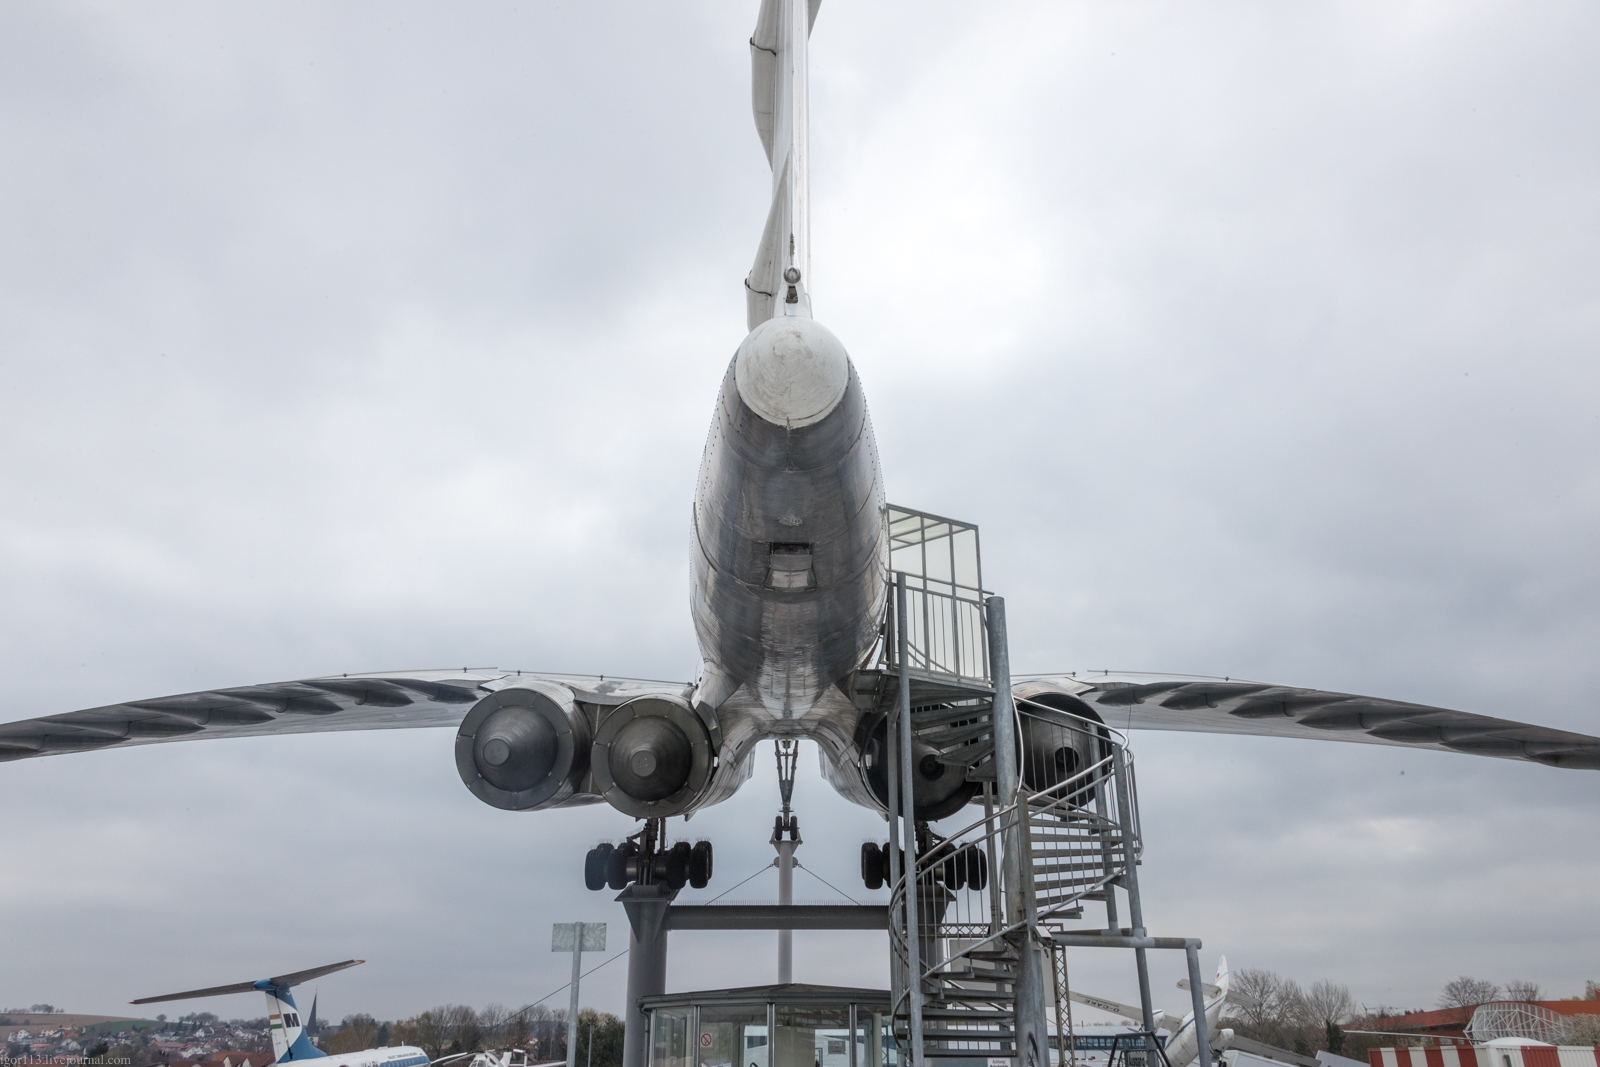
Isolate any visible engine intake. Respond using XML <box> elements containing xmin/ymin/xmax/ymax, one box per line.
<box><xmin>455</xmin><ymin>684</ymin><xmax>590</xmax><ymax>810</ymax></box>
<box><xmin>1014</xmin><ymin>683</ymin><xmax>1109</xmax><ymax>803</ymax></box>
<box><xmin>591</xmin><ymin>695</ymin><xmax>714</xmax><ymax>818</ymax></box>
<box><xmin>860</xmin><ymin>714</ymin><xmax>979</xmax><ymax>822</ymax></box>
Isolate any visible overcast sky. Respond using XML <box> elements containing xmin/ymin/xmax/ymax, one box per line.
<box><xmin>1</xmin><ymin>0</ymin><xmax>1597</xmax><ymax>1029</ymax></box>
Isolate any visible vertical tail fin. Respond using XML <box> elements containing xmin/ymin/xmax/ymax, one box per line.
<box><xmin>261</xmin><ymin>984</ymin><xmax>324</xmax><ymax>1063</ymax></box>
<box><xmin>746</xmin><ymin>0</ymin><xmax>818</xmax><ymax>328</ymax></box>
<box><xmin>131</xmin><ymin>961</ymin><xmax>359</xmax><ymax>1066</ymax></box>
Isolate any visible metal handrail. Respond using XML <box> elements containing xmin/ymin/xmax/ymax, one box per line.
<box><xmin>886</xmin><ymin>763</ymin><xmax>1128</xmax><ymax>1012</ymax></box>
<box><xmin>885</xmin><ymin>702</ymin><xmax>1142</xmax><ymax>1028</ymax></box>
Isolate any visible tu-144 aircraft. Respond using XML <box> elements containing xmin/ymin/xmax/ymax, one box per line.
<box><xmin>2</xmin><ymin>0</ymin><xmax>1597</xmax><ymax>891</ymax></box>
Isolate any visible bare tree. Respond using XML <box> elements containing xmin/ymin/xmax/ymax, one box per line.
<box><xmin>326</xmin><ymin>1015</ymin><xmax>379</xmax><ymax>1055</ymax></box>
<box><xmin>1504</xmin><ymin>981</ymin><xmax>1542</xmax><ymax>1003</ymax></box>
<box><xmin>478</xmin><ymin>1004</ymin><xmax>513</xmax><ymax>1049</ymax></box>
<box><xmin>393</xmin><ymin>1010</ymin><xmax>444</xmax><ymax>1060</ymax></box>
<box><xmin>1439</xmin><ymin>978</ymin><xmax>1501</xmax><ymax>1009</ymax></box>
<box><xmin>1303</xmin><ymin>980</ymin><xmax>1355</xmax><ymax>1055</ymax></box>
<box><xmin>1224</xmin><ymin>969</ymin><xmax>1308</xmax><ymax>1047</ymax></box>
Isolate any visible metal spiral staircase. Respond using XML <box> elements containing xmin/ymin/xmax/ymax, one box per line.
<box><xmin>885</xmin><ymin>696</ymin><xmax>1142</xmax><ymax>1063</ymax></box>
<box><xmin>870</xmin><ymin>506</ymin><xmax>1159</xmax><ymax>1067</ymax></box>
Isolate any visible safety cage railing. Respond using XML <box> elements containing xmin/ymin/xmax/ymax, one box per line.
<box><xmin>882</xmin><ymin>505</ymin><xmax>990</xmax><ymax>689</ymax></box>
<box><xmin>883</xmin><ymin>696</ymin><xmax>1143</xmax><ymax>1063</ymax></box>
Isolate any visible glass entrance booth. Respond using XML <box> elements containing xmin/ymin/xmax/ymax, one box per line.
<box><xmin>640</xmin><ymin>984</ymin><xmax>893</xmax><ymax>1067</ymax></box>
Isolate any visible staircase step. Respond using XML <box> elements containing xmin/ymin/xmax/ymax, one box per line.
<box><xmin>930</xmin><ymin>992</ymin><xmax>1016</xmax><ymax>1003</ymax></box>
<box><xmin>923</xmin><ymin>1051</ymin><xmax>1013</xmax><ymax>1059</ymax></box>
<box><xmin>916</xmin><ymin>1028</ymin><xmax>1016</xmax><ymax>1041</ymax></box>
<box><xmin>909</xmin><ymin>701</ymin><xmax>995</xmax><ymax>726</ymax></box>
<box><xmin>919</xmin><ymin>1008</ymin><xmax>1014</xmax><ymax>1020</ymax></box>
<box><xmin>917</xmin><ymin>719</ymin><xmax>995</xmax><ymax>745</ymax></box>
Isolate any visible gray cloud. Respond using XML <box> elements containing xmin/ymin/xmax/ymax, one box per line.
<box><xmin>1</xmin><ymin>0</ymin><xmax>1596</xmax><ymax>1025</ymax></box>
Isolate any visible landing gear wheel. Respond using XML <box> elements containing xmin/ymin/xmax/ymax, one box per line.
<box><xmin>941</xmin><ymin>849</ymin><xmax>966</xmax><ymax>890</ymax></box>
<box><xmin>689</xmin><ymin>840</ymin><xmax>714</xmax><ymax>889</ymax></box>
<box><xmin>861</xmin><ymin>842</ymin><xmax>884</xmax><ymax>891</ymax></box>
<box><xmin>962</xmin><ymin>844</ymin><xmax>988</xmax><ymax>891</ymax></box>
<box><xmin>664</xmin><ymin>841</ymin><xmax>692</xmax><ymax>890</ymax></box>
<box><xmin>585</xmin><ymin>843</ymin><xmax>614</xmax><ymax>891</ymax></box>
<box><xmin>607</xmin><ymin>841</ymin><xmax>638</xmax><ymax>890</ymax></box>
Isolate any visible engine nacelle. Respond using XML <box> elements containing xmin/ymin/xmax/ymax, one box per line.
<box><xmin>1013</xmin><ymin>681</ymin><xmax>1109</xmax><ymax>801</ymax></box>
<box><xmin>455</xmin><ymin>683</ymin><xmax>591</xmax><ymax>811</ymax></box>
<box><xmin>590</xmin><ymin>694</ymin><xmax>715</xmax><ymax>818</ymax></box>
<box><xmin>858</xmin><ymin>712</ymin><xmax>980</xmax><ymax>822</ymax></box>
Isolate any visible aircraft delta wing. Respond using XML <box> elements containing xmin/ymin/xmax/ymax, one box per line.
<box><xmin>0</xmin><ymin>671</ymin><xmax>670</xmax><ymax>761</ymax></box>
<box><xmin>1022</xmin><ymin>672</ymin><xmax>1600</xmax><ymax>770</ymax></box>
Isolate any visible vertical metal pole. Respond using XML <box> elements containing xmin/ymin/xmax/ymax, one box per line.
<box><xmin>1049</xmin><ymin>942</ymin><xmax>1064</xmax><ymax>1067</ymax></box>
<box><xmin>986</xmin><ymin>597</ymin><xmax>1022</xmax><ymax>925</ymax></box>
<box><xmin>776</xmin><ymin>836</ymin><xmax>795</xmax><ymax>981</ymax></box>
<box><xmin>986</xmin><ymin>596</ymin><xmax>1050</xmax><ymax>1067</ymax></box>
<box><xmin>885</xmin><ymin>589</ymin><xmax>904</xmax><ymax>1054</ymax></box>
<box><xmin>896</xmin><ymin>574</ymin><xmax>924</xmax><ymax>1067</ymax></box>
<box><xmin>1184</xmin><ymin>945</ymin><xmax>1214</xmax><ymax>1067</ymax></box>
<box><xmin>1110</xmin><ymin>747</ymin><xmax>1156</xmax><ymax>1049</ymax></box>
<box><xmin>982</xmin><ymin>784</ymin><xmax>1002</xmax><ymax>936</ymax></box>
<box><xmin>567</xmin><ymin>922</ymin><xmax>584</xmax><ymax>1067</ymax></box>
<box><xmin>850</xmin><ymin>1004</ymin><xmax>859</xmax><ymax>1067</ymax></box>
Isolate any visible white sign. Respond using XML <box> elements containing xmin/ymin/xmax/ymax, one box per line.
<box><xmin>551</xmin><ymin>922</ymin><xmax>607</xmax><ymax>952</ymax></box>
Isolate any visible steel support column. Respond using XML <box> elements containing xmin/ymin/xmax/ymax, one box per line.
<box><xmin>895</xmin><ymin>574</ymin><xmax>925</xmax><ymax>1067</ymax></box>
<box><xmin>1185</xmin><ymin>943</ymin><xmax>1215</xmax><ymax>1067</ymax></box>
<box><xmin>619</xmin><ymin>882</ymin><xmax>675</xmax><ymax>1067</ymax></box>
<box><xmin>986</xmin><ymin>595</ymin><xmax>1050</xmax><ymax>1067</ymax></box>
<box><xmin>1111</xmin><ymin>746</ymin><xmax>1157</xmax><ymax>1051</ymax></box>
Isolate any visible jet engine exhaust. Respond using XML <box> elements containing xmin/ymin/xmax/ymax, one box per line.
<box><xmin>591</xmin><ymin>695</ymin><xmax>715</xmax><ymax>818</ymax></box>
<box><xmin>455</xmin><ymin>684</ymin><xmax>591</xmax><ymax>811</ymax></box>
<box><xmin>860</xmin><ymin>715</ymin><xmax>978</xmax><ymax>822</ymax></box>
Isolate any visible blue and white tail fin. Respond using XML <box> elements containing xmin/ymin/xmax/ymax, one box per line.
<box><xmin>132</xmin><ymin>960</ymin><xmax>363</xmax><ymax>1065</ymax></box>
<box><xmin>261</xmin><ymin>984</ymin><xmax>320</xmax><ymax>1062</ymax></box>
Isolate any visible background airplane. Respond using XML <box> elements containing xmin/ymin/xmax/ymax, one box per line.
<box><xmin>1068</xmin><ymin>958</ymin><xmax>1240</xmax><ymax>1067</ymax></box>
<box><xmin>131</xmin><ymin>962</ymin><xmax>427</xmax><ymax>1067</ymax></box>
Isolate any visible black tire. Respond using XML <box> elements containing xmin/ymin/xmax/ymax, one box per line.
<box><xmin>664</xmin><ymin>841</ymin><xmax>692</xmax><ymax>890</ymax></box>
<box><xmin>689</xmin><ymin>840</ymin><xmax>714</xmax><ymax>889</ymax></box>
<box><xmin>963</xmin><ymin>845</ymin><xmax>988</xmax><ymax>891</ymax></box>
<box><xmin>881</xmin><ymin>841</ymin><xmax>893</xmax><ymax>886</ymax></box>
<box><xmin>861</xmin><ymin>842</ymin><xmax>884</xmax><ymax>890</ymax></box>
<box><xmin>941</xmin><ymin>849</ymin><xmax>966</xmax><ymax>890</ymax></box>
<box><xmin>608</xmin><ymin>841</ymin><xmax>638</xmax><ymax>890</ymax></box>
<box><xmin>584</xmin><ymin>844</ymin><xmax>613</xmax><ymax>891</ymax></box>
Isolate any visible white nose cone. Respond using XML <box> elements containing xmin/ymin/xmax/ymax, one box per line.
<box><xmin>734</xmin><ymin>317</ymin><xmax>850</xmax><ymax>428</ymax></box>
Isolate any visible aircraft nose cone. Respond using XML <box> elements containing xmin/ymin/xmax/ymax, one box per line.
<box><xmin>734</xmin><ymin>316</ymin><xmax>850</xmax><ymax>428</ymax></box>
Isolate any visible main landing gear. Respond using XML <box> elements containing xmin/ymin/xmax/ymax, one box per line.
<box><xmin>584</xmin><ymin>818</ymin><xmax>713</xmax><ymax>892</ymax></box>
<box><xmin>859</xmin><ymin>823</ymin><xmax>987</xmax><ymax>891</ymax></box>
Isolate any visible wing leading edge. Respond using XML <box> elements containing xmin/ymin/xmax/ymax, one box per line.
<box><xmin>1022</xmin><ymin>671</ymin><xmax>1600</xmax><ymax>770</ymax></box>
<box><xmin>0</xmin><ymin>670</ymin><xmax>687</xmax><ymax>762</ymax></box>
